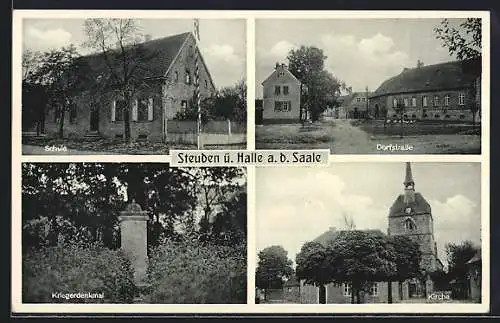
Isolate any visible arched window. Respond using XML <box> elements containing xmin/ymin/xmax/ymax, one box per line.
<box><xmin>404</xmin><ymin>218</ymin><xmax>417</xmax><ymax>231</ymax></box>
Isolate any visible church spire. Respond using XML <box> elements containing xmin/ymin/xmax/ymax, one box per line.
<box><xmin>404</xmin><ymin>162</ymin><xmax>415</xmax><ymax>188</ymax></box>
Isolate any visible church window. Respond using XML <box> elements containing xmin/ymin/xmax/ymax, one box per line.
<box><xmin>185</xmin><ymin>69</ymin><xmax>191</xmax><ymax>84</ymax></box>
<box><xmin>343</xmin><ymin>283</ymin><xmax>352</xmax><ymax>297</ymax></box>
<box><xmin>412</xmin><ymin>97</ymin><xmax>417</xmax><ymax>107</ymax></box>
<box><xmin>369</xmin><ymin>283</ymin><xmax>378</xmax><ymax>296</ymax></box>
<box><xmin>393</xmin><ymin>98</ymin><xmax>398</xmax><ymax>108</ymax></box>
<box><xmin>404</xmin><ymin>218</ymin><xmax>416</xmax><ymax>231</ymax></box>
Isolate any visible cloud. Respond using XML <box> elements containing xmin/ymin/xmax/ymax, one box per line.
<box><xmin>202</xmin><ymin>44</ymin><xmax>245</xmax><ymax>88</ymax></box>
<box><xmin>269</xmin><ymin>40</ymin><xmax>297</xmax><ymax>58</ymax></box>
<box><xmin>430</xmin><ymin>195</ymin><xmax>481</xmax><ymax>266</ymax></box>
<box><xmin>24</xmin><ymin>26</ymin><xmax>72</xmax><ymax>51</ymax></box>
<box><xmin>256</xmin><ymin>32</ymin><xmax>410</xmax><ymax>97</ymax></box>
<box><xmin>256</xmin><ymin>170</ymin><xmax>388</xmax><ymax>264</ymax></box>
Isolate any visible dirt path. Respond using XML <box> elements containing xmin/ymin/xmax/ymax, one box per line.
<box><xmin>327</xmin><ymin>120</ymin><xmax>375</xmax><ymax>154</ymax></box>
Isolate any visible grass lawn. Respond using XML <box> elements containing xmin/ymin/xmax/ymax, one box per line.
<box><xmin>255</xmin><ymin>119</ymin><xmax>481</xmax><ymax>154</ymax></box>
<box><xmin>22</xmin><ymin>136</ymin><xmax>246</xmax><ymax>155</ymax></box>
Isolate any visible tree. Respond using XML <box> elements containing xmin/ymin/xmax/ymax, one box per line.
<box><xmin>295</xmin><ymin>241</ymin><xmax>331</xmax><ymax>302</ymax></box>
<box><xmin>434</xmin><ymin>18</ymin><xmax>482</xmax><ymax>126</ymax></box>
<box><xmin>83</xmin><ymin>19</ymin><xmax>158</xmax><ymax>143</ymax></box>
<box><xmin>326</xmin><ymin>231</ymin><xmax>396</xmax><ymax>304</ymax></box>
<box><xmin>287</xmin><ymin>46</ymin><xmax>343</xmax><ymax>122</ymax></box>
<box><xmin>256</xmin><ymin>245</ymin><xmax>294</xmax><ymax>300</ymax></box>
<box><xmin>27</xmin><ymin>45</ymin><xmax>85</xmax><ymax>138</ymax></box>
<box><xmin>446</xmin><ymin>240</ymin><xmax>479</xmax><ymax>299</ymax></box>
<box><xmin>174</xmin><ymin>79</ymin><xmax>247</xmax><ymax>123</ymax></box>
<box><xmin>210</xmin><ymin>188</ymin><xmax>247</xmax><ymax>246</ymax></box>
<box><xmin>386</xmin><ymin>235</ymin><xmax>422</xmax><ymax>303</ymax></box>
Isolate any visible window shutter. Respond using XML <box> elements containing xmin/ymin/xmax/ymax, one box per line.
<box><xmin>132</xmin><ymin>99</ymin><xmax>138</xmax><ymax>121</ymax></box>
<box><xmin>148</xmin><ymin>98</ymin><xmax>154</xmax><ymax>121</ymax></box>
<box><xmin>111</xmin><ymin>100</ymin><xmax>116</xmax><ymax>122</ymax></box>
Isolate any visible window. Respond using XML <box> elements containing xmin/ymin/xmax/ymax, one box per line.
<box><xmin>404</xmin><ymin>218</ymin><xmax>416</xmax><ymax>231</ymax></box>
<box><xmin>459</xmin><ymin>92</ymin><xmax>465</xmax><ymax>105</ymax></box>
<box><xmin>393</xmin><ymin>98</ymin><xmax>398</xmax><ymax>108</ymax></box>
<box><xmin>333</xmin><ymin>282</ymin><xmax>342</xmax><ymax>288</ymax></box>
<box><xmin>137</xmin><ymin>98</ymin><xmax>149</xmax><ymax>121</ymax></box>
<box><xmin>403</xmin><ymin>114</ymin><xmax>408</xmax><ymax>118</ymax></box>
<box><xmin>343</xmin><ymin>283</ymin><xmax>352</xmax><ymax>297</ymax></box>
<box><xmin>181</xmin><ymin>100</ymin><xmax>188</xmax><ymax>113</ymax></box>
<box><xmin>412</xmin><ymin>97</ymin><xmax>417</xmax><ymax>107</ymax></box>
<box><xmin>277</xmin><ymin>71</ymin><xmax>285</xmax><ymax>77</ymax></box>
<box><xmin>283</xmin><ymin>86</ymin><xmax>289</xmax><ymax>95</ymax></box>
<box><xmin>274</xmin><ymin>101</ymin><xmax>291</xmax><ymax>112</ymax></box>
<box><xmin>460</xmin><ymin>114</ymin><xmax>466</xmax><ymax>119</ymax></box>
<box><xmin>423</xmin><ymin>96</ymin><xmax>428</xmax><ymax>107</ymax></box>
<box><xmin>444</xmin><ymin>95</ymin><xmax>450</xmax><ymax>106</ymax></box>
<box><xmin>362</xmin><ymin>97</ymin><xmax>366</xmax><ymax>102</ymax></box>
<box><xmin>404</xmin><ymin>98</ymin><xmax>409</xmax><ymax>107</ymax></box>
<box><xmin>185</xmin><ymin>69</ymin><xmax>191</xmax><ymax>84</ymax></box>
<box><xmin>445</xmin><ymin>115</ymin><xmax>451</xmax><ymax>119</ymax></box>
<box><xmin>433</xmin><ymin>95</ymin><xmax>440</xmax><ymax>107</ymax></box>
<box><xmin>274</xmin><ymin>86</ymin><xmax>281</xmax><ymax>96</ymax></box>
<box><xmin>174</xmin><ymin>71</ymin><xmax>179</xmax><ymax>82</ymax></box>
<box><xmin>435</xmin><ymin>114</ymin><xmax>440</xmax><ymax>119</ymax></box>
<box><xmin>369</xmin><ymin>283</ymin><xmax>378</xmax><ymax>296</ymax></box>
<box><xmin>412</xmin><ymin>114</ymin><xmax>417</xmax><ymax>118</ymax></box>
<box><xmin>356</xmin><ymin>97</ymin><xmax>361</xmax><ymax>103</ymax></box>
<box><xmin>423</xmin><ymin>114</ymin><xmax>428</xmax><ymax>118</ymax></box>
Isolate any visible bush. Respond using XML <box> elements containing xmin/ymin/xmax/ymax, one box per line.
<box><xmin>145</xmin><ymin>240</ymin><xmax>247</xmax><ymax>304</ymax></box>
<box><xmin>23</xmin><ymin>242</ymin><xmax>137</xmax><ymax>303</ymax></box>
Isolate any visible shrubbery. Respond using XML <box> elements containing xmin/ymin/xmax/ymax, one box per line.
<box><xmin>145</xmin><ymin>239</ymin><xmax>247</xmax><ymax>304</ymax></box>
<box><xmin>23</xmin><ymin>242</ymin><xmax>137</xmax><ymax>303</ymax></box>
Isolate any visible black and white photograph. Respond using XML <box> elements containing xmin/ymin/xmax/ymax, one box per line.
<box><xmin>255</xmin><ymin>18</ymin><xmax>483</xmax><ymax>154</ymax></box>
<box><xmin>21</xmin><ymin>163</ymin><xmax>247</xmax><ymax>304</ymax></box>
<box><xmin>20</xmin><ymin>17</ymin><xmax>247</xmax><ymax>155</ymax></box>
<box><xmin>255</xmin><ymin>162</ymin><xmax>483</xmax><ymax>304</ymax></box>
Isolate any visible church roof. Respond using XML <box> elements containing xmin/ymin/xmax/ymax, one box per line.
<box><xmin>389</xmin><ymin>193</ymin><xmax>432</xmax><ymax>217</ymax></box>
<box><xmin>370</xmin><ymin>59</ymin><xmax>480</xmax><ymax>99</ymax></box>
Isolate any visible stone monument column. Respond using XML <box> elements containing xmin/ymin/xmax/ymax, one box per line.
<box><xmin>119</xmin><ymin>200</ymin><xmax>149</xmax><ymax>285</ymax></box>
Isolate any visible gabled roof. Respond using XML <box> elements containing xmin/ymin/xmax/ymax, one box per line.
<box><xmin>262</xmin><ymin>65</ymin><xmax>301</xmax><ymax>86</ymax></box>
<box><xmin>79</xmin><ymin>32</ymin><xmax>193</xmax><ymax>82</ymax></box>
<box><xmin>339</xmin><ymin>92</ymin><xmax>372</xmax><ymax>106</ymax></box>
<box><xmin>371</xmin><ymin>59</ymin><xmax>480</xmax><ymax>98</ymax></box>
<box><xmin>389</xmin><ymin>193</ymin><xmax>432</xmax><ymax>218</ymax></box>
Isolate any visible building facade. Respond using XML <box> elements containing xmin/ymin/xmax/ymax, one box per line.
<box><xmin>337</xmin><ymin>88</ymin><xmax>371</xmax><ymax>119</ymax></box>
<box><xmin>299</xmin><ymin>162</ymin><xmax>443</xmax><ymax>304</ymax></box>
<box><xmin>43</xmin><ymin>32</ymin><xmax>216</xmax><ymax>142</ymax></box>
<box><xmin>261</xmin><ymin>63</ymin><xmax>301</xmax><ymax>123</ymax></box>
<box><xmin>369</xmin><ymin>60</ymin><xmax>481</xmax><ymax>122</ymax></box>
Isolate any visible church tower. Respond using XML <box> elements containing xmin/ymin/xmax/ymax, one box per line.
<box><xmin>388</xmin><ymin>163</ymin><xmax>441</xmax><ymax>295</ymax></box>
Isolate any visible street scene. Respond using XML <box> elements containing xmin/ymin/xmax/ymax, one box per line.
<box><xmin>21</xmin><ymin>18</ymin><xmax>247</xmax><ymax>154</ymax></box>
<box><xmin>255</xmin><ymin>162</ymin><xmax>482</xmax><ymax>304</ymax></box>
<box><xmin>255</xmin><ymin>18</ymin><xmax>482</xmax><ymax>154</ymax></box>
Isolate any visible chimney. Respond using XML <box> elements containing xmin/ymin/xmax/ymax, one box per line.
<box><xmin>144</xmin><ymin>34</ymin><xmax>152</xmax><ymax>42</ymax></box>
<box><xmin>417</xmin><ymin>60</ymin><xmax>424</xmax><ymax>68</ymax></box>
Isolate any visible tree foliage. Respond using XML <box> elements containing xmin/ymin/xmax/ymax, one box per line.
<box><xmin>83</xmin><ymin>18</ymin><xmax>158</xmax><ymax>142</ymax></box>
<box><xmin>287</xmin><ymin>46</ymin><xmax>344</xmax><ymax>121</ymax></box>
<box><xmin>446</xmin><ymin>240</ymin><xmax>479</xmax><ymax>299</ymax></box>
<box><xmin>174</xmin><ymin>79</ymin><xmax>247</xmax><ymax>123</ymax></box>
<box><xmin>256</xmin><ymin>245</ymin><xmax>294</xmax><ymax>292</ymax></box>
<box><xmin>434</xmin><ymin>18</ymin><xmax>482</xmax><ymax>61</ymax></box>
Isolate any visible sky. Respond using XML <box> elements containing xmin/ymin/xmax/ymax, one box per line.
<box><xmin>255</xmin><ymin>162</ymin><xmax>482</xmax><ymax>269</ymax></box>
<box><xmin>22</xmin><ymin>18</ymin><xmax>246</xmax><ymax>89</ymax></box>
<box><xmin>255</xmin><ymin>18</ymin><xmax>467</xmax><ymax>98</ymax></box>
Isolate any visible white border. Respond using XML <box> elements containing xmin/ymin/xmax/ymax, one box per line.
<box><xmin>12</xmin><ymin>9</ymin><xmax>490</xmax><ymax>314</ymax></box>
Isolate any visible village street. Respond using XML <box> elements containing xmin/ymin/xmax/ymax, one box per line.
<box><xmin>255</xmin><ymin>119</ymin><xmax>481</xmax><ymax>154</ymax></box>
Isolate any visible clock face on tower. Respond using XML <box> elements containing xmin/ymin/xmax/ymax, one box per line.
<box><xmin>405</xmin><ymin>207</ymin><xmax>412</xmax><ymax>214</ymax></box>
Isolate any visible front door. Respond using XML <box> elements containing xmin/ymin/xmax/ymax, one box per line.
<box><xmin>90</xmin><ymin>105</ymin><xmax>99</xmax><ymax>131</ymax></box>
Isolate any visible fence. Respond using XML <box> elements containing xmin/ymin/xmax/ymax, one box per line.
<box><xmin>166</xmin><ymin>119</ymin><xmax>246</xmax><ymax>146</ymax></box>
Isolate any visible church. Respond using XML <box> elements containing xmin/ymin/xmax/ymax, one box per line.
<box><xmin>295</xmin><ymin>162</ymin><xmax>444</xmax><ymax>304</ymax></box>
